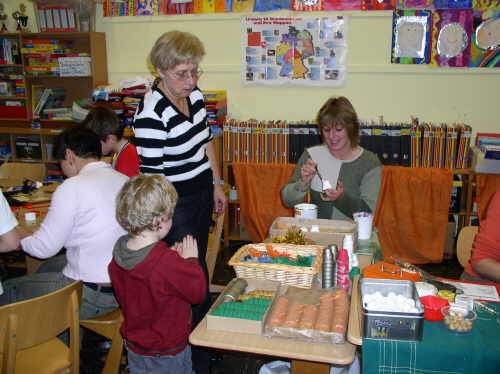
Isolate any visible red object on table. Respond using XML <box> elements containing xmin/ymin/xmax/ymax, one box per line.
<box><xmin>420</xmin><ymin>296</ymin><xmax>449</xmax><ymax>321</ymax></box>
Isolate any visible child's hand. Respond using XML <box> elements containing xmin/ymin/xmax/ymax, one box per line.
<box><xmin>177</xmin><ymin>235</ymin><xmax>199</xmax><ymax>259</ymax></box>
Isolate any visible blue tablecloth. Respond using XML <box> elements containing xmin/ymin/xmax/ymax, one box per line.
<box><xmin>362</xmin><ymin>302</ymin><xmax>500</xmax><ymax>374</ymax></box>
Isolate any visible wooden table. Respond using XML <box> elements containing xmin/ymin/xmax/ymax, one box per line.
<box><xmin>2</xmin><ymin>180</ymin><xmax>59</xmax><ymax>274</ymax></box>
<box><xmin>347</xmin><ymin>276</ymin><xmax>363</xmax><ymax>346</ymax></box>
<box><xmin>190</xmin><ymin>309</ymin><xmax>357</xmax><ymax>374</ymax></box>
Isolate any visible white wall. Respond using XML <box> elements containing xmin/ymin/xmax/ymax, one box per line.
<box><xmin>10</xmin><ymin>1</ymin><xmax>500</xmax><ymax>134</ymax></box>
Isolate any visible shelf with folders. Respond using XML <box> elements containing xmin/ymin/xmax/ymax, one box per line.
<box><xmin>222</xmin><ymin>118</ymin><xmax>472</xmax><ymax>169</ymax></box>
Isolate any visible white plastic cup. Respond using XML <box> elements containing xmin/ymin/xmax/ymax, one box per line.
<box><xmin>353</xmin><ymin>212</ymin><xmax>373</xmax><ymax>240</ymax></box>
<box><xmin>294</xmin><ymin>203</ymin><xmax>318</xmax><ymax>219</ymax></box>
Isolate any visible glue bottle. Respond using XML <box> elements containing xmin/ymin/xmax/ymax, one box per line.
<box><xmin>336</xmin><ymin>248</ymin><xmax>350</xmax><ymax>291</ymax></box>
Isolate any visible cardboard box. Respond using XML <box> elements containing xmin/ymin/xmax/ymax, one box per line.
<box><xmin>0</xmin><ymin>162</ymin><xmax>46</xmax><ymax>181</ymax></box>
<box><xmin>207</xmin><ymin>278</ymin><xmax>280</xmax><ymax>335</ymax></box>
<box><xmin>269</xmin><ymin>217</ymin><xmax>357</xmax><ymax>248</ymax></box>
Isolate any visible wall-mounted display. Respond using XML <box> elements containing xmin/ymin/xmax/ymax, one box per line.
<box><xmin>431</xmin><ymin>9</ymin><xmax>473</xmax><ymax>67</ymax></box>
<box><xmin>391</xmin><ymin>9</ymin><xmax>433</xmax><ymax>64</ymax></box>
<box><xmin>242</xmin><ymin>16</ymin><xmax>348</xmax><ymax>86</ymax></box>
<box><xmin>469</xmin><ymin>9</ymin><xmax>499</xmax><ymax>67</ymax></box>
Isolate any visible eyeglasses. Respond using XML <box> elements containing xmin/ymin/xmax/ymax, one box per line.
<box><xmin>168</xmin><ymin>68</ymin><xmax>204</xmax><ymax>81</ymax></box>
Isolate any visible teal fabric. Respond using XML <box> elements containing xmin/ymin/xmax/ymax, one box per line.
<box><xmin>362</xmin><ymin>302</ymin><xmax>500</xmax><ymax>374</ymax></box>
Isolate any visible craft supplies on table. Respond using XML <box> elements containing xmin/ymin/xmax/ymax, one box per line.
<box><xmin>264</xmin><ymin>286</ymin><xmax>350</xmax><ymax>344</ymax></box>
<box><xmin>269</xmin><ymin>217</ymin><xmax>357</xmax><ymax>248</ymax></box>
<box><xmin>207</xmin><ymin>278</ymin><xmax>280</xmax><ymax>334</ymax></box>
<box><xmin>229</xmin><ymin>243</ymin><xmax>323</xmax><ymax>289</ymax></box>
<box><xmin>360</xmin><ymin>278</ymin><xmax>424</xmax><ymax>341</ymax></box>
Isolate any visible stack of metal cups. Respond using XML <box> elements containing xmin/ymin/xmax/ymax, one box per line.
<box><xmin>322</xmin><ymin>244</ymin><xmax>337</xmax><ymax>288</ymax></box>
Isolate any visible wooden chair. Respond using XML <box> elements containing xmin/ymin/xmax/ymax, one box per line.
<box><xmin>80</xmin><ymin>309</ymin><xmax>124</xmax><ymax>374</ymax></box>
<box><xmin>206</xmin><ymin>211</ymin><xmax>225</xmax><ymax>293</ymax></box>
<box><xmin>457</xmin><ymin>226</ymin><xmax>479</xmax><ymax>268</ymax></box>
<box><xmin>0</xmin><ymin>281</ymin><xmax>82</xmax><ymax>374</ymax></box>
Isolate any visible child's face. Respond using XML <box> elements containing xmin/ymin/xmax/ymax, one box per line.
<box><xmin>157</xmin><ymin>216</ymin><xmax>172</xmax><ymax>240</ymax></box>
<box><xmin>101</xmin><ymin>135</ymin><xmax>117</xmax><ymax>156</ymax></box>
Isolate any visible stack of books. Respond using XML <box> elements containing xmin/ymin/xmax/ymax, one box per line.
<box><xmin>0</xmin><ymin>71</ymin><xmax>25</xmax><ymax>97</ymax></box>
<box><xmin>21</xmin><ymin>39</ymin><xmax>89</xmax><ymax>77</ymax></box>
<box><xmin>0</xmin><ymin>38</ymin><xmax>21</xmax><ymax>65</ymax></box>
<box><xmin>203</xmin><ymin>90</ymin><xmax>227</xmax><ymax>136</ymax></box>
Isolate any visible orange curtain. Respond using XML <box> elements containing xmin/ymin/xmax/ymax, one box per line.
<box><xmin>232</xmin><ymin>163</ymin><xmax>296</xmax><ymax>242</ymax></box>
<box><xmin>475</xmin><ymin>173</ymin><xmax>500</xmax><ymax>222</ymax></box>
<box><xmin>374</xmin><ymin>166</ymin><xmax>453</xmax><ymax>264</ymax></box>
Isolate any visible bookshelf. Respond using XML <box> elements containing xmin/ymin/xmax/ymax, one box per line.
<box><xmin>0</xmin><ymin>32</ymin><xmax>107</xmax><ymax>168</ymax></box>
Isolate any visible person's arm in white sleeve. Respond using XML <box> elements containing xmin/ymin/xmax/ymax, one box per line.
<box><xmin>20</xmin><ymin>181</ymin><xmax>77</xmax><ymax>258</ymax></box>
<box><xmin>0</xmin><ymin>192</ymin><xmax>20</xmax><ymax>252</ymax></box>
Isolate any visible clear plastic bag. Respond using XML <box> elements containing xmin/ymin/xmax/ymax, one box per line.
<box><xmin>263</xmin><ymin>286</ymin><xmax>350</xmax><ymax>344</ymax></box>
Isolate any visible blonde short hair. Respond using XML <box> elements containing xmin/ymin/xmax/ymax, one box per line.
<box><xmin>116</xmin><ymin>175</ymin><xmax>178</xmax><ymax>236</ymax></box>
<box><xmin>316</xmin><ymin>96</ymin><xmax>360</xmax><ymax>147</ymax></box>
<box><xmin>149</xmin><ymin>31</ymin><xmax>205</xmax><ymax>72</ymax></box>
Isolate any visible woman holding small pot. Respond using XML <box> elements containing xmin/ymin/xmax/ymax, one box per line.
<box><xmin>282</xmin><ymin>96</ymin><xmax>381</xmax><ymax>220</ymax></box>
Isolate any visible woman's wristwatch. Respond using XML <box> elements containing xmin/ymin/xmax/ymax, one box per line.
<box><xmin>213</xmin><ymin>179</ymin><xmax>224</xmax><ymax>185</ymax></box>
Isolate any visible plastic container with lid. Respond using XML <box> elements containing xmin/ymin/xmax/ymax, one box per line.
<box><xmin>441</xmin><ymin>305</ymin><xmax>476</xmax><ymax>333</ymax></box>
<box><xmin>420</xmin><ymin>295</ymin><xmax>449</xmax><ymax>321</ymax></box>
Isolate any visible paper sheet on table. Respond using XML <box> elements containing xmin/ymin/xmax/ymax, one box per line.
<box><xmin>308</xmin><ymin>145</ymin><xmax>341</xmax><ymax>193</ymax></box>
<box><xmin>443</xmin><ymin>280</ymin><xmax>499</xmax><ymax>302</ymax></box>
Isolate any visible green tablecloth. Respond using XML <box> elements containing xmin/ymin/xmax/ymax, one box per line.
<box><xmin>362</xmin><ymin>302</ymin><xmax>500</xmax><ymax>374</ymax></box>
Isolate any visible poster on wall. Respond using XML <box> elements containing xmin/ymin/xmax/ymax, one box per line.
<box><xmin>242</xmin><ymin>16</ymin><xmax>348</xmax><ymax>87</ymax></box>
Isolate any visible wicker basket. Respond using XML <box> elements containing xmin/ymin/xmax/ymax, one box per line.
<box><xmin>228</xmin><ymin>243</ymin><xmax>324</xmax><ymax>289</ymax></box>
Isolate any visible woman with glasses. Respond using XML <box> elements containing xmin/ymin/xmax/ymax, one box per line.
<box><xmin>133</xmin><ymin>30</ymin><xmax>226</xmax><ymax>374</ymax></box>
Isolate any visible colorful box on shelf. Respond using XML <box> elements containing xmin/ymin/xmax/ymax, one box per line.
<box><xmin>0</xmin><ymin>99</ymin><xmax>27</xmax><ymax>118</ymax></box>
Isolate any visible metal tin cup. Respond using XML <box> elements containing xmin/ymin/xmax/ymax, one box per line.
<box><xmin>222</xmin><ymin>278</ymin><xmax>248</xmax><ymax>303</ymax></box>
<box><xmin>294</xmin><ymin>203</ymin><xmax>318</xmax><ymax>219</ymax></box>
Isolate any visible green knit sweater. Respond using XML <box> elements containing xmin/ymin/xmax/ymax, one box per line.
<box><xmin>281</xmin><ymin>147</ymin><xmax>381</xmax><ymax>220</ymax></box>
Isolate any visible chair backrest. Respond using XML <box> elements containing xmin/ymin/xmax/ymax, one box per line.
<box><xmin>457</xmin><ymin>226</ymin><xmax>479</xmax><ymax>268</ymax></box>
<box><xmin>206</xmin><ymin>211</ymin><xmax>225</xmax><ymax>292</ymax></box>
<box><xmin>80</xmin><ymin>308</ymin><xmax>124</xmax><ymax>374</ymax></box>
<box><xmin>0</xmin><ymin>281</ymin><xmax>82</xmax><ymax>373</ymax></box>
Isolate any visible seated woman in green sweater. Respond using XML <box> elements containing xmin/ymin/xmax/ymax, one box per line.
<box><xmin>281</xmin><ymin>96</ymin><xmax>381</xmax><ymax>220</ymax></box>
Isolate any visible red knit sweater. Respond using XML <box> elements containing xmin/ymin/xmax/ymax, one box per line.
<box><xmin>108</xmin><ymin>241</ymin><xmax>206</xmax><ymax>356</ymax></box>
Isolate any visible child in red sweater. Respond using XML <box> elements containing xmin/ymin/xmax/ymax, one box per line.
<box><xmin>82</xmin><ymin>106</ymin><xmax>140</xmax><ymax>177</ymax></box>
<box><xmin>109</xmin><ymin>175</ymin><xmax>206</xmax><ymax>374</ymax></box>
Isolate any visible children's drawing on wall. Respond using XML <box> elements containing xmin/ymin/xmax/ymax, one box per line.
<box><xmin>135</xmin><ymin>0</ymin><xmax>158</xmax><ymax>15</ymax></box>
<box><xmin>391</xmin><ymin>10</ymin><xmax>432</xmax><ymax>64</ymax></box>
<box><xmin>470</xmin><ymin>10</ymin><xmax>499</xmax><ymax>67</ymax></box>
<box><xmin>400</xmin><ymin>0</ymin><xmax>434</xmax><ymax>9</ymax></box>
<box><xmin>242</xmin><ymin>16</ymin><xmax>348</xmax><ymax>86</ymax></box>
<box><xmin>431</xmin><ymin>9</ymin><xmax>473</xmax><ymax>67</ymax></box>
<box><xmin>439</xmin><ymin>23</ymin><xmax>468</xmax><ymax>57</ymax></box>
